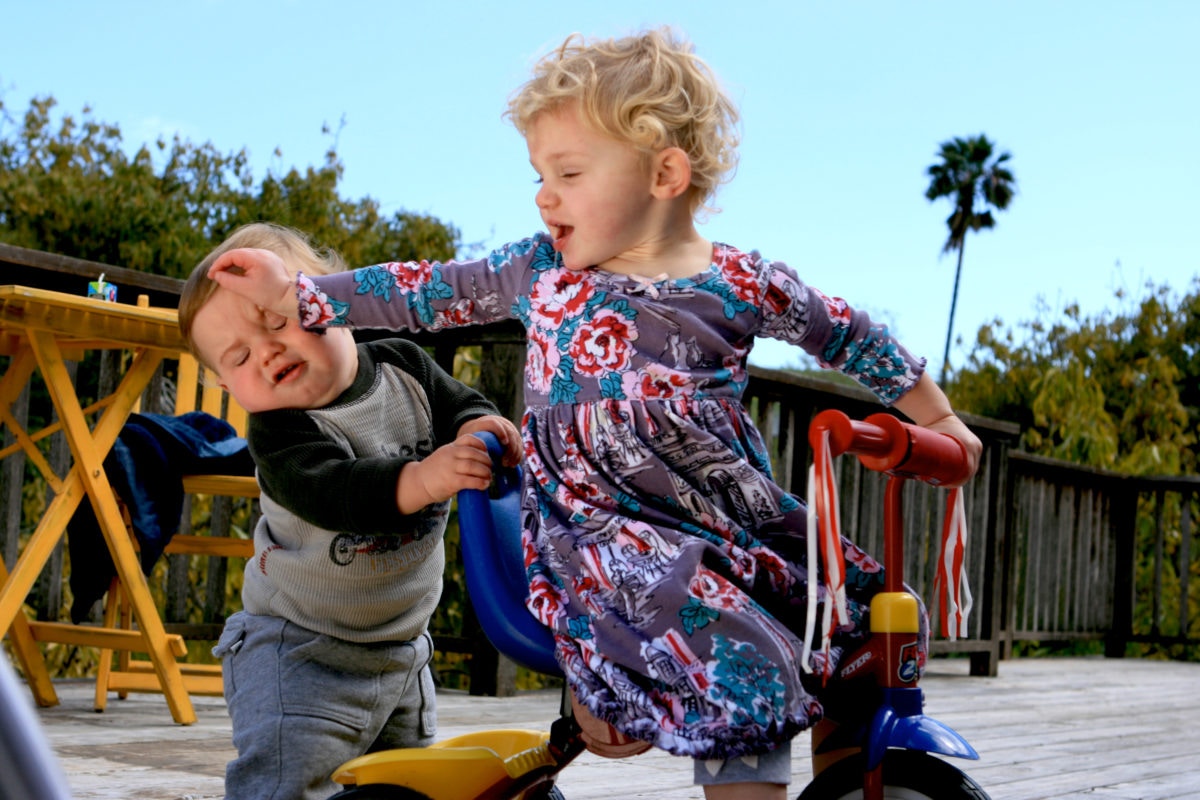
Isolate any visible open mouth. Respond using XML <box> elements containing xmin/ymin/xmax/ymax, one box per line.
<box><xmin>273</xmin><ymin>362</ymin><xmax>301</xmax><ymax>384</ymax></box>
<box><xmin>550</xmin><ymin>224</ymin><xmax>573</xmax><ymax>251</ymax></box>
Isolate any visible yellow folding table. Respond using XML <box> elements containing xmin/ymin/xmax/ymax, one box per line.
<box><xmin>0</xmin><ymin>285</ymin><xmax>199</xmax><ymax>724</ymax></box>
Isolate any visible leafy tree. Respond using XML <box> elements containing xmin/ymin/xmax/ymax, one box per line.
<box><xmin>925</xmin><ymin>134</ymin><xmax>1016</xmax><ymax>383</ymax></box>
<box><xmin>0</xmin><ymin>95</ymin><xmax>458</xmax><ymax>276</ymax></box>
<box><xmin>0</xmin><ymin>92</ymin><xmax>473</xmax><ymax>678</ymax></box>
<box><xmin>950</xmin><ymin>281</ymin><xmax>1199</xmax><ymax>476</ymax></box>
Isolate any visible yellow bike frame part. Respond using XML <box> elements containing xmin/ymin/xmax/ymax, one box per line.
<box><xmin>332</xmin><ymin>729</ymin><xmax>555</xmax><ymax>799</ymax></box>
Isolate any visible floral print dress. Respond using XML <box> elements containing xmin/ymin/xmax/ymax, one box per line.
<box><xmin>296</xmin><ymin>233</ymin><xmax>926</xmax><ymax>760</ymax></box>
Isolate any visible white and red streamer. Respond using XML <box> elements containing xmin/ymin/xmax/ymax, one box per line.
<box><xmin>803</xmin><ymin>431</ymin><xmax>973</xmax><ymax>677</ymax></box>
<box><xmin>803</xmin><ymin>429</ymin><xmax>848</xmax><ymax>677</ymax></box>
<box><xmin>934</xmin><ymin>487</ymin><xmax>973</xmax><ymax>640</ymax></box>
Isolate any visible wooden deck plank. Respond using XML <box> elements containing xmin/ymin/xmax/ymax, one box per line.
<box><xmin>26</xmin><ymin>656</ymin><xmax>1200</xmax><ymax>800</ymax></box>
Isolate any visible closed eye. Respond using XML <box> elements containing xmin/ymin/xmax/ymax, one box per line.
<box><xmin>263</xmin><ymin>311</ymin><xmax>288</xmax><ymax>331</ymax></box>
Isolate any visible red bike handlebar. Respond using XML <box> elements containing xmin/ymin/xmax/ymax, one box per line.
<box><xmin>808</xmin><ymin>409</ymin><xmax>972</xmax><ymax>487</ymax></box>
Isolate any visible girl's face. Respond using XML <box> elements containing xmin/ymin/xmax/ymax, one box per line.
<box><xmin>191</xmin><ymin>285</ymin><xmax>358</xmax><ymax>413</ymax></box>
<box><xmin>526</xmin><ymin>103</ymin><xmax>660</xmax><ymax>272</ymax></box>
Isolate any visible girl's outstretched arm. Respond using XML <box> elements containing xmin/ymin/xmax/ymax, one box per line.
<box><xmin>893</xmin><ymin>372</ymin><xmax>982</xmax><ymax>485</ymax></box>
<box><xmin>207</xmin><ymin>248</ymin><xmax>298</xmax><ymax>319</ymax></box>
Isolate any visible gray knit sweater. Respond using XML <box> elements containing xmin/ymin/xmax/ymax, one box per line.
<box><xmin>241</xmin><ymin>338</ymin><xmax>500</xmax><ymax>643</ymax></box>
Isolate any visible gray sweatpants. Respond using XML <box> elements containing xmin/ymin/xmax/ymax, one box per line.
<box><xmin>214</xmin><ymin>611</ymin><xmax>437</xmax><ymax>800</ymax></box>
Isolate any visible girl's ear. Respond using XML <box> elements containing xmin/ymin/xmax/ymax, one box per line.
<box><xmin>651</xmin><ymin>147</ymin><xmax>693</xmax><ymax>200</ymax></box>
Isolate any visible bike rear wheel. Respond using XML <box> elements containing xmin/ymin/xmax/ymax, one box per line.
<box><xmin>798</xmin><ymin>750</ymin><xmax>990</xmax><ymax>800</ymax></box>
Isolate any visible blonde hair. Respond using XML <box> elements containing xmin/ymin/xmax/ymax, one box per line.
<box><xmin>179</xmin><ymin>222</ymin><xmax>345</xmax><ymax>366</ymax></box>
<box><xmin>506</xmin><ymin>28</ymin><xmax>740</xmax><ymax>215</ymax></box>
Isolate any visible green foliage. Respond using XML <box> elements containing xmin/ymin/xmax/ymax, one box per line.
<box><xmin>950</xmin><ymin>281</ymin><xmax>1199</xmax><ymax>476</ymax></box>
<box><xmin>0</xmin><ymin>94</ymin><xmax>459</xmax><ymax>276</ymax></box>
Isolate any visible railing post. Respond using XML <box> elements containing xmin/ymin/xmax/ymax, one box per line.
<box><xmin>33</xmin><ymin>361</ymin><xmax>77</xmax><ymax>623</ymax></box>
<box><xmin>971</xmin><ymin>433</ymin><xmax>1011</xmax><ymax>676</ymax></box>
<box><xmin>1105</xmin><ymin>478</ymin><xmax>1138</xmax><ymax>658</ymax></box>
<box><xmin>468</xmin><ymin>339</ymin><xmax>525</xmax><ymax>697</ymax></box>
<box><xmin>1</xmin><ymin>381</ymin><xmax>30</xmax><ymax>570</ymax></box>
<box><xmin>1178</xmin><ymin>488</ymin><xmax>1193</xmax><ymax>646</ymax></box>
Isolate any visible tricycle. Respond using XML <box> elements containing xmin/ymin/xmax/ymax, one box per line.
<box><xmin>330</xmin><ymin>411</ymin><xmax>991</xmax><ymax>800</ymax></box>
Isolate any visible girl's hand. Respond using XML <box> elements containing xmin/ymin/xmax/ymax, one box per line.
<box><xmin>893</xmin><ymin>373</ymin><xmax>982</xmax><ymax>486</ymax></box>
<box><xmin>456</xmin><ymin>415</ymin><xmax>524</xmax><ymax>467</ymax></box>
<box><xmin>207</xmin><ymin>248</ymin><xmax>298</xmax><ymax>319</ymax></box>
<box><xmin>922</xmin><ymin>415</ymin><xmax>982</xmax><ymax>486</ymax></box>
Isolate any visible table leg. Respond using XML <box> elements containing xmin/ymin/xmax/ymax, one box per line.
<box><xmin>0</xmin><ymin>348</ymin><xmax>66</xmax><ymax>488</ymax></box>
<box><xmin>0</xmin><ymin>559</ymin><xmax>58</xmax><ymax>706</ymax></box>
<box><xmin>28</xmin><ymin>331</ymin><xmax>196</xmax><ymax>724</ymax></box>
<box><xmin>0</xmin><ymin>347</ymin><xmax>60</xmax><ymax>705</ymax></box>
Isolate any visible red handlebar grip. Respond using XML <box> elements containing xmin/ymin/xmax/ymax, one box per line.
<box><xmin>861</xmin><ymin>414</ymin><xmax>971</xmax><ymax>486</ymax></box>
<box><xmin>809</xmin><ymin>409</ymin><xmax>972</xmax><ymax>486</ymax></box>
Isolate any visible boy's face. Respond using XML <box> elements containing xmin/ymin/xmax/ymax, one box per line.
<box><xmin>191</xmin><ymin>285</ymin><xmax>358</xmax><ymax>413</ymax></box>
<box><xmin>526</xmin><ymin>103</ymin><xmax>660</xmax><ymax>272</ymax></box>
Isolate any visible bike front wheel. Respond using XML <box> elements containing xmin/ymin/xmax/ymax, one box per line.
<box><xmin>798</xmin><ymin>750</ymin><xmax>991</xmax><ymax>800</ymax></box>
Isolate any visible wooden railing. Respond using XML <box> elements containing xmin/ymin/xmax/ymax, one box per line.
<box><xmin>742</xmin><ymin>369</ymin><xmax>1199</xmax><ymax>672</ymax></box>
<box><xmin>3</xmin><ymin>244</ymin><xmax>1197</xmax><ymax>693</ymax></box>
<box><xmin>1004</xmin><ymin>455</ymin><xmax>1198</xmax><ymax>658</ymax></box>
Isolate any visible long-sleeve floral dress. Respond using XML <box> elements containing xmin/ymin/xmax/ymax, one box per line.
<box><xmin>294</xmin><ymin>232</ymin><xmax>926</xmax><ymax>760</ymax></box>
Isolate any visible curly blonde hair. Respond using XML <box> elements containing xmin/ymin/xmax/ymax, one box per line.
<box><xmin>506</xmin><ymin>28</ymin><xmax>740</xmax><ymax>215</ymax></box>
<box><xmin>179</xmin><ymin>222</ymin><xmax>345</xmax><ymax>367</ymax></box>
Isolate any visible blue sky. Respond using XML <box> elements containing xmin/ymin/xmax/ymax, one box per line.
<box><xmin>4</xmin><ymin>1</ymin><xmax>1197</xmax><ymax>372</ymax></box>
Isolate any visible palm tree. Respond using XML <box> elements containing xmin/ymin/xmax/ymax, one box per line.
<box><xmin>925</xmin><ymin>134</ymin><xmax>1016</xmax><ymax>384</ymax></box>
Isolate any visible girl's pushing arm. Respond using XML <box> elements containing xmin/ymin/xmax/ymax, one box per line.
<box><xmin>208</xmin><ymin>248</ymin><xmax>299</xmax><ymax>319</ymax></box>
<box><xmin>892</xmin><ymin>372</ymin><xmax>982</xmax><ymax>485</ymax></box>
<box><xmin>216</xmin><ymin>234</ymin><xmax>549</xmax><ymax>335</ymax></box>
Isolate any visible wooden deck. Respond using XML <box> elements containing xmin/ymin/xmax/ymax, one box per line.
<box><xmin>29</xmin><ymin>656</ymin><xmax>1200</xmax><ymax>800</ymax></box>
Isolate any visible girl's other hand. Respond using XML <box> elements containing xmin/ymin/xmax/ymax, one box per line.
<box><xmin>923</xmin><ymin>415</ymin><xmax>982</xmax><ymax>485</ymax></box>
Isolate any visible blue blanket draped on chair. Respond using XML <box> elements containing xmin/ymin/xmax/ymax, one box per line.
<box><xmin>67</xmin><ymin>411</ymin><xmax>254</xmax><ymax>623</ymax></box>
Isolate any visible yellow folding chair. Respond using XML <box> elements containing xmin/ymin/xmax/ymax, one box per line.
<box><xmin>93</xmin><ymin>352</ymin><xmax>258</xmax><ymax>711</ymax></box>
